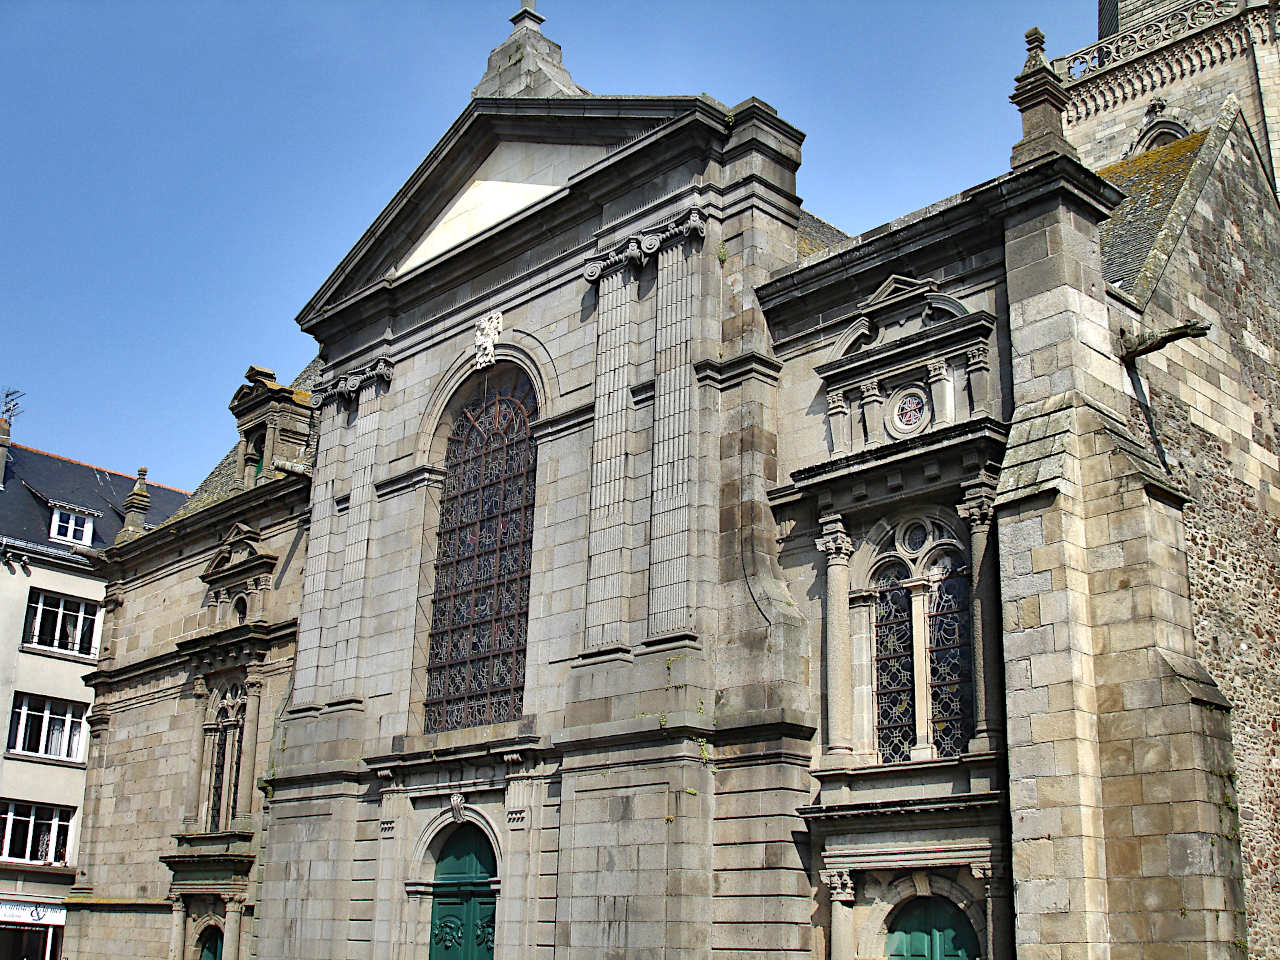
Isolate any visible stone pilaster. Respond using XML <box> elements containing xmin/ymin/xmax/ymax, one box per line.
<box><xmin>926</xmin><ymin>359</ymin><xmax>950</xmax><ymax>427</ymax></box>
<box><xmin>859</xmin><ymin>380</ymin><xmax>885</xmax><ymax>446</ymax></box>
<box><xmin>583</xmin><ymin>251</ymin><xmax>640</xmax><ymax>652</ymax></box>
<box><xmin>166</xmin><ymin>894</ymin><xmax>186</xmax><ymax>960</ymax></box>
<box><xmin>233</xmin><ymin>677</ymin><xmax>262</xmax><ymax>826</ymax></box>
<box><xmin>827</xmin><ymin>390</ymin><xmax>851</xmax><ymax>456</ymax></box>
<box><xmin>223</xmin><ymin>895</ymin><xmax>244</xmax><ymax>960</ymax></box>
<box><xmin>966</xmin><ymin>344</ymin><xmax>991</xmax><ymax>417</ymax></box>
<box><xmin>816</xmin><ymin>517</ymin><xmax>855</xmax><ymax>756</ymax></box>
<box><xmin>821</xmin><ymin>869</ymin><xmax>857</xmax><ymax>960</ymax></box>
<box><xmin>647</xmin><ymin>231</ymin><xmax>702</xmax><ymax>639</ymax></box>
<box><xmin>183</xmin><ymin>677</ymin><xmax>208</xmax><ymax>826</ymax></box>
<box><xmin>960</xmin><ymin>484</ymin><xmax>1002</xmax><ymax>755</ymax></box>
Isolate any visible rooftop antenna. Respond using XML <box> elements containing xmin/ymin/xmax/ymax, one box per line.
<box><xmin>1</xmin><ymin>388</ymin><xmax>23</xmax><ymax>422</ymax></box>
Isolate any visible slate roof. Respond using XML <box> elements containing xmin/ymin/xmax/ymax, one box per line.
<box><xmin>160</xmin><ymin>356</ymin><xmax>324</xmax><ymax>527</ymax></box>
<box><xmin>798</xmin><ymin>209</ymin><xmax>849</xmax><ymax>259</ymax></box>
<box><xmin>0</xmin><ymin>443</ymin><xmax>188</xmax><ymax>561</ymax></box>
<box><xmin>1097</xmin><ymin>130</ymin><xmax>1209</xmax><ymax>290</ymax></box>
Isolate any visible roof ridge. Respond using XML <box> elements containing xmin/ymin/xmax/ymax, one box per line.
<box><xmin>10</xmin><ymin>443</ymin><xmax>191</xmax><ymax>495</ymax></box>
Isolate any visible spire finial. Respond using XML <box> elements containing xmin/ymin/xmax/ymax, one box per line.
<box><xmin>1009</xmin><ymin>27</ymin><xmax>1078</xmax><ymax>168</ymax></box>
<box><xmin>115</xmin><ymin>466</ymin><xmax>152</xmax><ymax>545</ymax></box>
<box><xmin>510</xmin><ymin>0</ymin><xmax>545</xmax><ymax>33</ymax></box>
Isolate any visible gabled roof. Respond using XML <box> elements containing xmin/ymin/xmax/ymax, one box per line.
<box><xmin>0</xmin><ymin>443</ymin><xmax>188</xmax><ymax>561</ymax></box>
<box><xmin>1097</xmin><ymin>129</ymin><xmax>1209</xmax><ymax>292</ymax></box>
<box><xmin>295</xmin><ymin>95</ymin><xmax>735</xmax><ymax>328</ymax></box>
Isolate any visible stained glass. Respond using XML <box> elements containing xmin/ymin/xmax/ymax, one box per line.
<box><xmin>874</xmin><ymin>560</ymin><xmax>915</xmax><ymax>763</ymax></box>
<box><xmin>426</xmin><ymin>373</ymin><xmax>537</xmax><ymax>733</ymax></box>
<box><xmin>927</xmin><ymin>550</ymin><xmax>974</xmax><ymax>757</ymax></box>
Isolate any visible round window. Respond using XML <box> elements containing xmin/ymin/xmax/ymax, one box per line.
<box><xmin>886</xmin><ymin>385</ymin><xmax>931</xmax><ymax>438</ymax></box>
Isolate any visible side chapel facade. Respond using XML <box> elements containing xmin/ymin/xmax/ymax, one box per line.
<box><xmin>65</xmin><ymin>2</ymin><xmax>1280</xmax><ymax>959</ymax></box>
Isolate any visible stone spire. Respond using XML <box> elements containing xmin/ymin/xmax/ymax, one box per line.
<box><xmin>472</xmin><ymin>1</ymin><xmax>589</xmax><ymax>99</ymax></box>
<box><xmin>114</xmin><ymin>467</ymin><xmax>151</xmax><ymax>544</ymax></box>
<box><xmin>1009</xmin><ymin>27</ymin><xmax>1079</xmax><ymax>168</ymax></box>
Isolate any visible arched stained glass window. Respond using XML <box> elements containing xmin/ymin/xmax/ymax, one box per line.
<box><xmin>869</xmin><ymin>517</ymin><xmax>974</xmax><ymax>763</ymax></box>
<box><xmin>875</xmin><ymin>560</ymin><xmax>915</xmax><ymax>764</ymax></box>
<box><xmin>926</xmin><ymin>550</ymin><xmax>973</xmax><ymax>757</ymax></box>
<box><xmin>425</xmin><ymin>371</ymin><xmax>537</xmax><ymax>734</ymax></box>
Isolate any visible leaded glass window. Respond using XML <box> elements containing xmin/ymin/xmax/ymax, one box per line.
<box><xmin>874</xmin><ymin>559</ymin><xmax>915</xmax><ymax>763</ymax></box>
<box><xmin>426</xmin><ymin>373</ymin><xmax>537</xmax><ymax>734</ymax></box>
<box><xmin>205</xmin><ymin>684</ymin><xmax>245</xmax><ymax>832</ymax></box>
<box><xmin>927</xmin><ymin>550</ymin><xmax>973</xmax><ymax>757</ymax></box>
<box><xmin>868</xmin><ymin>516</ymin><xmax>974</xmax><ymax>763</ymax></box>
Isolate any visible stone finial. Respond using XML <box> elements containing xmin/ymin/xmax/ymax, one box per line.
<box><xmin>509</xmin><ymin>0</ymin><xmax>544</xmax><ymax>33</ymax></box>
<box><xmin>114</xmin><ymin>467</ymin><xmax>152</xmax><ymax>544</ymax></box>
<box><xmin>1009</xmin><ymin>26</ymin><xmax>1079</xmax><ymax>168</ymax></box>
<box><xmin>472</xmin><ymin>0</ymin><xmax>588</xmax><ymax>98</ymax></box>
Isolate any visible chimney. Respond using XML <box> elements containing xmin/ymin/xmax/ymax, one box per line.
<box><xmin>0</xmin><ymin>417</ymin><xmax>9</xmax><ymax>450</ymax></box>
<box><xmin>1009</xmin><ymin>28</ymin><xmax>1079</xmax><ymax>168</ymax></box>
<box><xmin>114</xmin><ymin>467</ymin><xmax>152</xmax><ymax>545</ymax></box>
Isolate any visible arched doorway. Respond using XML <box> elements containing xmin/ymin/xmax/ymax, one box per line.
<box><xmin>428</xmin><ymin>824</ymin><xmax>497</xmax><ymax>959</ymax></box>
<box><xmin>197</xmin><ymin>927</ymin><xmax>223</xmax><ymax>960</ymax></box>
<box><xmin>886</xmin><ymin>897</ymin><xmax>980</xmax><ymax>960</ymax></box>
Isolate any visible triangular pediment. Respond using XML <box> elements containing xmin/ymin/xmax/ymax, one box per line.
<box><xmin>863</xmin><ymin>274</ymin><xmax>939</xmax><ymax>311</ymax></box>
<box><xmin>201</xmin><ymin>522</ymin><xmax>277</xmax><ymax>586</ymax></box>
<box><xmin>396</xmin><ymin>140</ymin><xmax>608</xmax><ymax>275</ymax></box>
<box><xmin>295</xmin><ymin>97</ymin><xmax>726</xmax><ymax>327</ymax></box>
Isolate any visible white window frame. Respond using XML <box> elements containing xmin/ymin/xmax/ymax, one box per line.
<box><xmin>0</xmin><ymin>800</ymin><xmax>74</xmax><ymax>865</ymax></box>
<box><xmin>7</xmin><ymin>693</ymin><xmax>87</xmax><ymax>762</ymax></box>
<box><xmin>22</xmin><ymin>589</ymin><xmax>100</xmax><ymax>658</ymax></box>
<box><xmin>49</xmin><ymin>508</ymin><xmax>93</xmax><ymax>545</ymax></box>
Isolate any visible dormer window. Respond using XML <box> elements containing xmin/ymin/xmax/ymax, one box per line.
<box><xmin>50</xmin><ymin>508</ymin><xmax>92</xmax><ymax>545</ymax></box>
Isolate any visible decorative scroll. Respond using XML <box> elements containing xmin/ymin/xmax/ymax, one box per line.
<box><xmin>874</xmin><ymin>560</ymin><xmax>914</xmax><ymax>764</ymax></box>
<box><xmin>425</xmin><ymin>376</ymin><xmax>537</xmax><ymax>733</ymax></box>
<box><xmin>432</xmin><ymin>916</ymin><xmax>464</xmax><ymax>948</ymax></box>
<box><xmin>927</xmin><ymin>550</ymin><xmax>974</xmax><ymax>758</ymax></box>
<box><xmin>582</xmin><ymin>208</ymin><xmax>706</xmax><ymax>283</ymax></box>
<box><xmin>476</xmin><ymin>914</ymin><xmax>495</xmax><ymax>951</ymax></box>
<box><xmin>1058</xmin><ymin>0</ymin><xmax>1240</xmax><ymax>80</ymax></box>
<box><xmin>475</xmin><ymin>311</ymin><xmax>503</xmax><ymax>369</ymax></box>
<box><xmin>310</xmin><ymin>356</ymin><xmax>394</xmax><ymax>408</ymax></box>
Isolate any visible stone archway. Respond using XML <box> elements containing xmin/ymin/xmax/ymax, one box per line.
<box><xmin>885</xmin><ymin>896</ymin><xmax>981</xmax><ymax>960</ymax></box>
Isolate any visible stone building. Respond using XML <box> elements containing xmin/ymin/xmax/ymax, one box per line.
<box><xmin>0</xmin><ymin>416</ymin><xmax>186</xmax><ymax>960</ymax></box>
<box><xmin>64</xmin><ymin>3</ymin><xmax>1280</xmax><ymax>960</ymax></box>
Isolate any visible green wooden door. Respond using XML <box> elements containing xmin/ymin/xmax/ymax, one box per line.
<box><xmin>428</xmin><ymin>824</ymin><xmax>497</xmax><ymax>960</ymax></box>
<box><xmin>886</xmin><ymin>897</ymin><xmax>981</xmax><ymax>960</ymax></box>
<box><xmin>198</xmin><ymin>928</ymin><xmax>223</xmax><ymax>960</ymax></box>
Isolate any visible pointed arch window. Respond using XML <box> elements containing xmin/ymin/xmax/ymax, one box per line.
<box><xmin>425</xmin><ymin>369</ymin><xmax>537</xmax><ymax>734</ymax></box>
<box><xmin>205</xmin><ymin>683</ymin><xmax>246</xmax><ymax>831</ymax></box>
<box><xmin>871</xmin><ymin>518</ymin><xmax>973</xmax><ymax>762</ymax></box>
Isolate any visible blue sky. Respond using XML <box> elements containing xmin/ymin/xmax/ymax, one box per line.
<box><xmin>0</xmin><ymin>1</ymin><xmax>1097</xmax><ymax>492</ymax></box>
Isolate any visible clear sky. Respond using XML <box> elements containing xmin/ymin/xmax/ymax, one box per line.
<box><xmin>0</xmin><ymin>1</ymin><xmax>1098</xmax><ymax>492</ymax></box>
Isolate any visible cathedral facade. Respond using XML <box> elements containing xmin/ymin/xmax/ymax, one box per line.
<box><xmin>64</xmin><ymin>2</ymin><xmax>1280</xmax><ymax>959</ymax></box>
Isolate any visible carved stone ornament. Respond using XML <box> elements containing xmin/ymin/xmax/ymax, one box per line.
<box><xmin>449</xmin><ymin>792</ymin><xmax>466</xmax><ymax>823</ymax></box>
<box><xmin>858</xmin><ymin>380</ymin><xmax>884</xmax><ymax>404</ymax></box>
<box><xmin>310</xmin><ymin>356</ymin><xmax>394</xmax><ymax>408</ymax></box>
<box><xmin>583</xmin><ymin>208</ymin><xmax>706</xmax><ymax>282</ymax></box>
<box><xmin>826</xmin><ymin>391</ymin><xmax>849</xmax><ymax>417</ymax></box>
<box><xmin>475</xmin><ymin>311</ymin><xmax>503</xmax><ymax>369</ymax></box>
<box><xmin>816</xmin><ymin>531</ymin><xmax>854</xmax><ymax>562</ymax></box>
<box><xmin>820</xmin><ymin>868</ymin><xmax>857</xmax><ymax>903</ymax></box>
<box><xmin>965</xmin><ymin>344</ymin><xmax>990</xmax><ymax>370</ymax></box>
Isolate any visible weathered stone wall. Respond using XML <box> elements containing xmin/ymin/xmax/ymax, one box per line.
<box><xmin>66</xmin><ymin>489</ymin><xmax>307</xmax><ymax>960</ymax></box>
<box><xmin>1058</xmin><ymin>8</ymin><xmax>1276</xmax><ymax>180</ymax></box>
<box><xmin>1112</xmin><ymin>112</ymin><xmax>1280</xmax><ymax>956</ymax></box>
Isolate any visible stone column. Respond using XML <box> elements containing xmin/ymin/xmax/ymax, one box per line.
<box><xmin>960</xmin><ymin>486</ymin><xmax>1001</xmax><ymax>753</ymax></box>
<box><xmin>849</xmin><ymin>589</ymin><xmax>877</xmax><ymax>762</ymax></box>
<box><xmin>859</xmin><ymin>380</ymin><xmax>885</xmax><ymax>445</ymax></box>
<box><xmin>183</xmin><ymin>678</ymin><xmax>208</xmax><ymax>826</ymax></box>
<box><xmin>827</xmin><ymin>390</ymin><xmax>851</xmax><ymax>456</ymax></box>
<box><xmin>816</xmin><ymin>517</ymin><xmax>855</xmax><ymax>756</ymax></box>
<box><xmin>234</xmin><ymin>677</ymin><xmax>262</xmax><ymax>823</ymax></box>
<box><xmin>223</xmin><ymin>895</ymin><xmax>244</xmax><ymax>960</ymax></box>
<box><xmin>906</xmin><ymin>578</ymin><xmax>933</xmax><ymax>761</ymax></box>
<box><xmin>165</xmin><ymin>894</ymin><xmax>186</xmax><ymax>960</ymax></box>
<box><xmin>926</xmin><ymin>359</ymin><xmax>950</xmax><ymax>427</ymax></box>
<box><xmin>821</xmin><ymin>869</ymin><xmax>857</xmax><ymax>959</ymax></box>
<box><xmin>966</xmin><ymin>344</ymin><xmax>991</xmax><ymax>416</ymax></box>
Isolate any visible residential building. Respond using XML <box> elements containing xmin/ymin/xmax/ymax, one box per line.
<box><xmin>64</xmin><ymin>2</ymin><xmax>1280</xmax><ymax>958</ymax></box>
<box><xmin>0</xmin><ymin>416</ymin><xmax>186</xmax><ymax>960</ymax></box>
